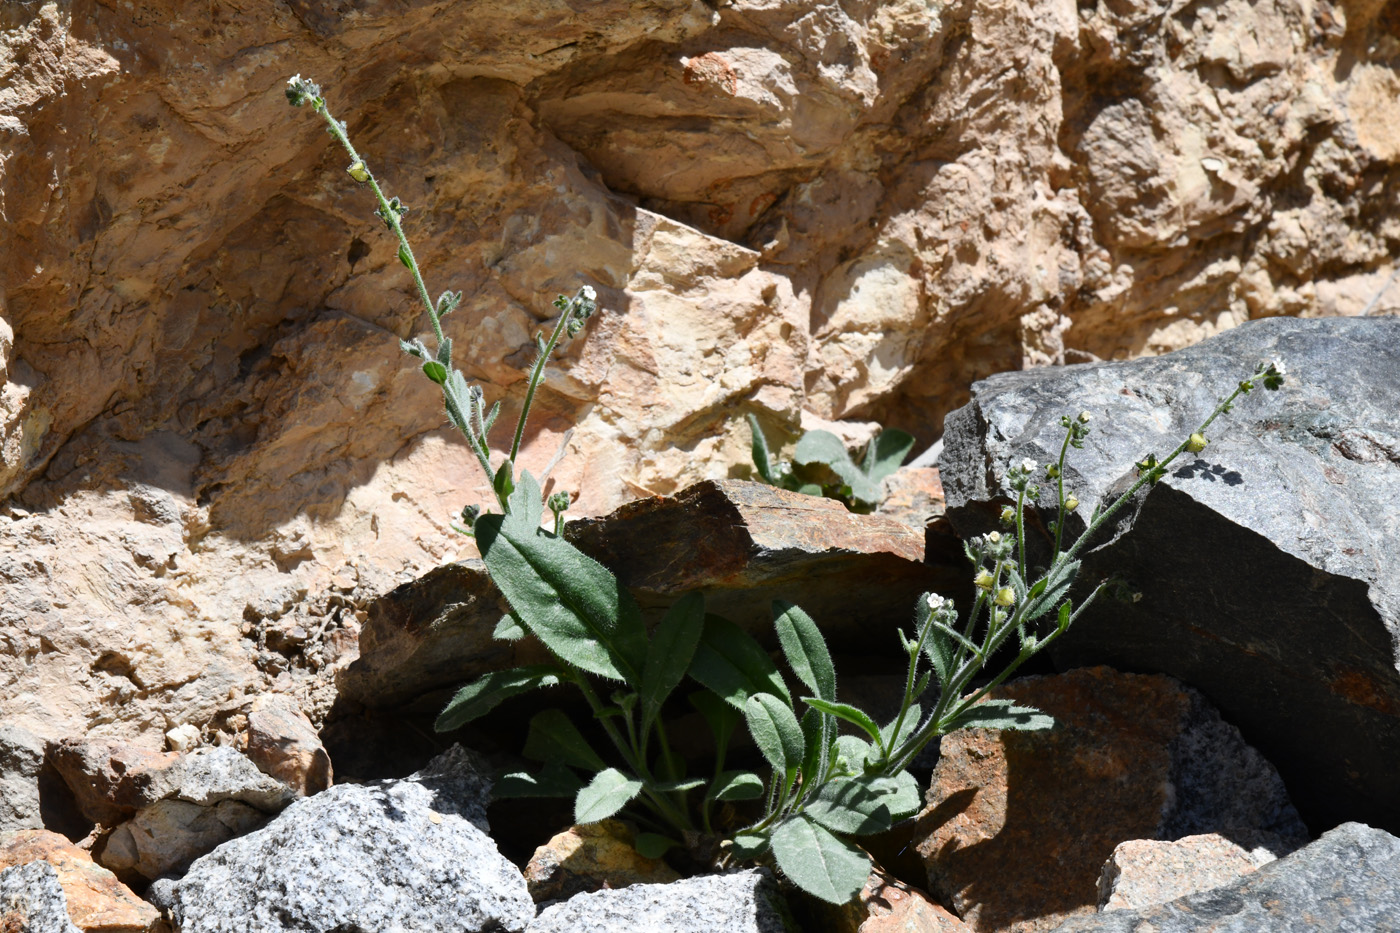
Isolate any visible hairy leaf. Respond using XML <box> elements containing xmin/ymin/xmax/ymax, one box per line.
<box><xmin>770</xmin><ymin>816</ymin><xmax>871</xmax><ymax>905</ymax></box>
<box><xmin>575</xmin><ymin>768</ymin><xmax>644</xmax><ymax>823</ymax></box>
<box><xmin>634</xmin><ymin>833</ymin><xmax>679</xmax><ymax>859</ymax></box>
<box><xmin>793</xmin><ymin>431</ymin><xmax>879</xmax><ymax>503</ymax></box>
<box><xmin>834</xmin><ymin>735</ymin><xmax>874</xmax><ymax>772</ymax></box>
<box><xmin>493</xmin><ymin>762</ymin><xmax>582</xmax><ymax>799</ymax></box>
<box><xmin>523</xmin><ymin>709</ymin><xmax>607</xmax><ymax>771</ymax></box>
<box><xmin>804</xmin><ymin>778</ymin><xmax>892</xmax><ymax>836</ymax></box>
<box><xmin>730</xmin><ymin>830</ymin><xmax>770</xmax><ymax>859</ymax></box>
<box><xmin>773</xmin><ymin>601</ymin><xmax>835</xmax><ymax>702</ymax></box>
<box><xmin>862</xmin><ymin>428</ymin><xmax>915</xmax><ymax>484</ymax></box>
<box><xmin>866</xmin><ymin>770</ymin><xmax>922</xmax><ymax>821</ymax></box>
<box><xmin>711</xmin><ymin>770</ymin><xmax>765</xmax><ymax>802</ymax></box>
<box><xmin>942</xmin><ymin>698</ymin><xmax>1055</xmax><ymax>733</ymax></box>
<box><xmin>690</xmin><ymin>615</ymin><xmax>791</xmax><ymax>709</ymax></box>
<box><xmin>492</xmin><ymin>614</ymin><xmax>527</xmax><ymax>641</ymax></box>
<box><xmin>745</xmin><ymin>693</ymin><xmax>804</xmax><ymax>776</ymax></box>
<box><xmin>435</xmin><ymin>665</ymin><xmax>560</xmax><ymax>731</ymax></box>
<box><xmin>747</xmin><ymin>414</ymin><xmax>777</xmax><ymax>485</ymax></box>
<box><xmin>1022</xmin><ymin>558</ymin><xmax>1080</xmax><ymax>623</ymax></box>
<box><xmin>640</xmin><ymin>592</ymin><xmax>705</xmax><ymax>732</ymax></box>
<box><xmin>803</xmin><ymin>698</ymin><xmax>883</xmax><ymax>746</ymax></box>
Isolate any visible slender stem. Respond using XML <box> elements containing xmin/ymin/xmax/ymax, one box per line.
<box><xmin>510</xmin><ymin>301</ymin><xmax>578</xmax><ymax>463</ymax></box>
<box><xmin>1052</xmin><ymin>427</ymin><xmax>1072</xmax><ymax>556</ymax></box>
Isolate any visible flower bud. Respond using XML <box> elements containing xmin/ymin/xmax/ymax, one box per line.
<box><xmin>994</xmin><ymin>587</ymin><xmax>1015</xmax><ymax>607</ymax></box>
<box><xmin>999</xmin><ymin>505</ymin><xmax>1016</xmax><ymax>525</ymax></box>
<box><xmin>1187</xmin><ymin>433</ymin><xmax>1208</xmax><ymax>453</ymax></box>
<box><xmin>1078</xmin><ymin>411</ymin><xmax>1091</xmax><ymax>424</ymax></box>
<box><xmin>1064</xmin><ymin>495</ymin><xmax>1079</xmax><ymax>512</ymax></box>
<box><xmin>987</xmin><ymin>531</ymin><xmax>1001</xmax><ymax>544</ymax></box>
<box><xmin>346</xmin><ymin>160</ymin><xmax>370</xmax><ymax>182</ymax></box>
<box><xmin>1045</xmin><ymin>464</ymin><xmax>1061</xmax><ymax>479</ymax></box>
<box><xmin>974</xmin><ymin>570</ymin><xmax>995</xmax><ymax>590</ymax></box>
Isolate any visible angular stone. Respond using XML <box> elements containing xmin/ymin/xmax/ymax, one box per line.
<box><xmin>939</xmin><ymin>316</ymin><xmax>1400</xmax><ymax>834</ymax></box>
<box><xmin>915</xmin><ymin>667</ymin><xmax>1306</xmax><ymax>933</ymax></box>
<box><xmin>168</xmin><ymin>745</ymin><xmax>530</xmax><ymax>933</ymax></box>
<box><xmin>876</xmin><ymin>466</ymin><xmax>948</xmax><ymax>533</ymax></box>
<box><xmin>100</xmin><ymin>798</ymin><xmax>267</xmax><ymax>881</ymax></box>
<box><xmin>0</xmin><ymin>725</ymin><xmax>46</xmax><ymax>833</ymax></box>
<box><xmin>524</xmin><ymin>820</ymin><xmax>679</xmax><ymax>903</ymax></box>
<box><xmin>0</xmin><ymin>860</ymin><xmax>81</xmax><ymax>933</ymax></box>
<box><xmin>0</xmin><ymin>830</ymin><xmax>159</xmax><ymax>933</ymax></box>
<box><xmin>525</xmin><ymin>869</ymin><xmax>791</xmax><ymax>933</ymax></box>
<box><xmin>245</xmin><ymin>695</ymin><xmax>333</xmax><ymax>796</ymax></box>
<box><xmin>48</xmin><ymin>740</ymin><xmax>182</xmax><ymax>827</ymax></box>
<box><xmin>810</xmin><ymin>867</ymin><xmax>970</xmax><ymax>933</ymax></box>
<box><xmin>1051</xmin><ymin>823</ymin><xmax>1400</xmax><ymax>933</ymax></box>
<box><xmin>1097</xmin><ymin>835</ymin><xmax>1263</xmax><ymax>913</ymax></box>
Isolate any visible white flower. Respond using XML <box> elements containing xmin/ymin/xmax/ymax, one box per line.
<box><xmin>1020</xmin><ymin>457</ymin><xmax>1037</xmax><ymax>473</ymax></box>
<box><xmin>926</xmin><ymin>593</ymin><xmax>948</xmax><ymax>611</ymax></box>
<box><xmin>581</xmin><ymin>285</ymin><xmax>597</xmax><ymax>301</ymax></box>
<box><xmin>1078</xmin><ymin>411</ymin><xmax>1092</xmax><ymax>424</ymax></box>
<box><xmin>1270</xmin><ymin>359</ymin><xmax>1286</xmax><ymax>376</ymax></box>
<box><xmin>288</xmin><ymin>74</ymin><xmax>302</xmax><ymax>87</ymax></box>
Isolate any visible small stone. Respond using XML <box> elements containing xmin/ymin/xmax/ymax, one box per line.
<box><xmin>0</xmin><ymin>829</ymin><xmax>160</xmax><ymax>932</ymax></box>
<box><xmin>524</xmin><ymin>820</ymin><xmax>679</xmax><ymax>903</ymax></box>
<box><xmin>1098</xmin><ymin>835</ymin><xmax>1261</xmax><ymax>913</ymax></box>
<box><xmin>164</xmin><ymin>725</ymin><xmax>200</xmax><ymax>754</ymax></box>
<box><xmin>245</xmin><ymin>695</ymin><xmax>332</xmax><ymax>796</ymax></box>
<box><xmin>809</xmin><ymin>867</ymin><xmax>970</xmax><ymax>933</ymax></box>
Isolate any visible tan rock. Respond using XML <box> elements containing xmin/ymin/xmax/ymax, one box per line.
<box><xmin>245</xmin><ymin>695</ymin><xmax>332</xmax><ymax>796</ymax></box>
<box><xmin>813</xmin><ymin>867</ymin><xmax>971</xmax><ymax>933</ymax></box>
<box><xmin>48</xmin><ymin>740</ymin><xmax>183</xmax><ymax>828</ymax></box>
<box><xmin>1097</xmin><ymin>834</ymin><xmax>1263</xmax><ymax>913</ymax></box>
<box><xmin>100</xmin><ymin>798</ymin><xmax>266</xmax><ymax>881</ymax></box>
<box><xmin>523</xmin><ymin>820</ymin><xmax>680</xmax><ymax>903</ymax></box>
<box><xmin>0</xmin><ymin>829</ymin><xmax>159</xmax><ymax>933</ymax></box>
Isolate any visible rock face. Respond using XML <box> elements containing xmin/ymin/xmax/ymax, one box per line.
<box><xmin>525</xmin><ymin>869</ymin><xmax>791</xmax><ymax>933</ymax></box>
<box><xmin>0</xmin><ymin>860</ymin><xmax>82</xmax><ymax>933</ymax></box>
<box><xmin>5</xmin><ymin>0</ymin><xmax>1400</xmax><ymax>751</ymax></box>
<box><xmin>939</xmin><ymin>316</ymin><xmax>1400</xmax><ymax>833</ymax></box>
<box><xmin>915</xmin><ymin>667</ymin><xmax>1306</xmax><ymax>933</ymax></box>
<box><xmin>1050</xmin><ymin>822</ymin><xmax>1400</xmax><ymax>933</ymax></box>
<box><xmin>167</xmin><ymin>745</ymin><xmax>533</xmax><ymax>933</ymax></box>
<box><xmin>0</xmin><ymin>830</ymin><xmax>159</xmax><ymax>933</ymax></box>
<box><xmin>0</xmin><ymin>725</ymin><xmax>46</xmax><ymax>833</ymax></box>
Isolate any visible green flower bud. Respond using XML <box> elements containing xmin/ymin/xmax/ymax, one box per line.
<box><xmin>999</xmin><ymin>505</ymin><xmax>1016</xmax><ymax>525</ymax></box>
<box><xmin>994</xmin><ymin>587</ymin><xmax>1015</xmax><ymax>607</ymax></box>
<box><xmin>974</xmin><ymin>570</ymin><xmax>995</xmax><ymax>590</ymax></box>
<box><xmin>1064</xmin><ymin>494</ymin><xmax>1079</xmax><ymax>512</ymax></box>
<box><xmin>1045</xmin><ymin>464</ymin><xmax>1061</xmax><ymax>479</ymax></box>
<box><xmin>347</xmin><ymin>160</ymin><xmax>370</xmax><ymax>182</ymax></box>
<box><xmin>1187</xmin><ymin>433</ymin><xmax>1208</xmax><ymax>453</ymax></box>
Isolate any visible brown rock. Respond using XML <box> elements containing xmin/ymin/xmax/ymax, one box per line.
<box><xmin>813</xmin><ymin>867</ymin><xmax>971</xmax><ymax>933</ymax></box>
<box><xmin>99</xmin><ymin>798</ymin><xmax>266</xmax><ymax>881</ymax></box>
<box><xmin>0</xmin><ymin>830</ymin><xmax>159</xmax><ymax>933</ymax></box>
<box><xmin>245</xmin><ymin>695</ymin><xmax>332</xmax><ymax>796</ymax></box>
<box><xmin>523</xmin><ymin>820</ymin><xmax>680</xmax><ymax>903</ymax></box>
<box><xmin>914</xmin><ymin>667</ymin><xmax>1306</xmax><ymax>933</ymax></box>
<box><xmin>48</xmin><ymin>740</ymin><xmax>182</xmax><ymax>828</ymax></box>
<box><xmin>1097</xmin><ymin>834</ymin><xmax>1263</xmax><ymax>913</ymax></box>
<box><xmin>876</xmin><ymin>466</ymin><xmax>947</xmax><ymax>533</ymax></box>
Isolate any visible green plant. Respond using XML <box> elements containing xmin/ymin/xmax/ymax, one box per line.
<box><xmin>286</xmin><ymin>76</ymin><xmax>1286</xmax><ymax>906</ymax></box>
<box><xmin>747</xmin><ymin>416</ymin><xmax>915</xmax><ymax>512</ymax></box>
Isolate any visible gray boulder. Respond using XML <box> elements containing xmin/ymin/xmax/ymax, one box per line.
<box><xmin>168</xmin><ymin>744</ymin><xmax>532</xmax><ymax>933</ymax></box>
<box><xmin>940</xmin><ymin>316</ymin><xmax>1400</xmax><ymax>834</ymax></box>
<box><xmin>0</xmin><ymin>860</ymin><xmax>81</xmax><ymax>933</ymax></box>
<box><xmin>0</xmin><ymin>724</ymin><xmax>45</xmax><ymax>832</ymax></box>
<box><xmin>1053</xmin><ymin>822</ymin><xmax>1400</xmax><ymax>932</ymax></box>
<box><xmin>526</xmin><ymin>869</ymin><xmax>792</xmax><ymax>933</ymax></box>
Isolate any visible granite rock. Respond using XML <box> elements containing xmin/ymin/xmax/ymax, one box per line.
<box><xmin>1097</xmin><ymin>835</ymin><xmax>1263</xmax><ymax>914</ymax></box>
<box><xmin>0</xmin><ymin>860</ymin><xmax>82</xmax><ymax>933</ymax></box>
<box><xmin>525</xmin><ymin>869</ymin><xmax>791</xmax><ymax>933</ymax></box>
<box><xmin>0</xmin><ymin>829</ymin><xmax>160</xmax><ymax>933</ymax></box>
<box><xmin>0</xmin><ymin>725</ymin><xmax>46</xmax><ymax>833</ymax></box>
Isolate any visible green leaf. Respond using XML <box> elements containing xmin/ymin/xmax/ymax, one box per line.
<box><xmin>422</xmin><ymin>360</ymin><xmax>448</xmax><ymax>384</ymax></box>
<box><xmin>640</xmin><ymin>592</ymin><xmax>705</xmax><ymax>732</ymax></box>
<box><xmin>397</xmin><ymin>244</ymin><xmax>412</xmax><ymax>268</ymax></box>
<box><xmin>922</xmin><ymin>622</ymin><xmax>958</xmax><ymax>693</ymax></box>
<box><xmin>493</xmin><ymin>762</ymin><xmax>583</xmax><ymax>799</ymax></box>
<box><xmin>770</xmin><ymin>815</ymin><xmax>871</xmax><ymax>905</ymax></box>
<box><xmin>803</xmin><ymin>698</ymin><xmax>883</xmax><ymax>746</ymax></box>
<box><xmin>747</xmin><ymin>414</ymin><xmax>777</xmax><ymax>485</ymax></box>
<box><xmin>523</xmin><ymin>709</ymin><xmax>607</xmax><ymax>771</ymax></box>
<box><xmin>773</xmin><ymin>601</ymin><xmax>836</xmax><ymax>703</ymax></box>
<box><xmin>745</xmin><ymin>693</ymin><xmax>805</xmax><ymax>776</ymax></box>
<box><xmin>634</xmin><ymin>833</ymin><xmax>679</xmax><ymax>859</ymax></box>
<box><xmin>800</xmin><ymin>706</ymin><xmax>830</xmax><ymax>790</ymax></box>
<box><xmin>729</xmin><ymin>830</ymin><xmax>770</xmax><ymax>859</ymax></box>
<box><xmin>865</xmin><ymin>770</ymin><xmax>922</xmax><ymax>821</ymax></box>
<box><xmin>435</xmin><ymin>665</ymin><xmax>561</xmax><ymax>731</ymax></box>
<box><xmin>1022</xmin><ymin>558</ymin><xmax>1080</xmax><ymax>622</ymax></box>
<box><xmin>834</xmin><ymin>735</ymin><xmax>874</xmax><ymax>772</ymax></box>
<box><xmin>690</xmin><ymin>615</ymin><xmax>791</xmax><ymax>709</ymax></box>
<box><xmin>492</xmin><ymin>614</ymin><xmax>527</xmax><ymax>641</ymax></box>
<box><xmin>795</xmin><ymin>482</ymin><xmax>824</xmax><ymax>496</ymax></box>
<box><xmin>712</xmin><ymin>770</ymin><xmax>765</xmax><ymax>801</ymax></box>
<box><xmin>493</xmin><ymin>459</ymin><xmax>516</xmax><ymax>503</ymax></box>
<box><xmin>691</xmin><ymin>690</ymin><xmax>740</xmax><ymax>752</ymax></box>
<box><xmin>804</xmin><ymin>778</ymin><xmax>892</xmax><ymax>836</ymax></box>
<box><xmin>794</xmin><ymin>430</ymin><xmax>879</xmax><ymax>504</ymax></box>
<box><xmin>476</xmin><ymin>472</ymin><xmax>647</xmax><ymax>683</ymax></box>
<box><xmin>880</xmin><ymin>704</ymin><xmax>920</xmax><ymax>753</ymax></box>
<box><xmin>942</xmin><ymin>698</ymin><xmax>1055</xmax><ymax>733</ymax></box>
<box><xmin>862</xmin><ymin>428</ymin><xmax>915</xmax><ymax>484</ymax></box>
<box><xmin>436</xmin><ymin>336</ymin><xmax>453</xmax><ymax>367</ymax></box>
<box><xmin>650</xmin><ymin>777</ymin><xmax>706</xmax><ymax>793</ymax></box>
<box><xmin>575</xmin><ymin>768</ymin><xmax>644</xmax><ymax>823</ymax></box>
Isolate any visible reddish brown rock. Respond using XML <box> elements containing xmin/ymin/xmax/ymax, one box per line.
<box><xmin>245</xmin><ymin>695</ymin><xmax>332</xmax><ymax>796</ymax></box>
<box><xmin>813</xmin><ymin>867</ymin><xmax>971</xmax><ymax>933</ymax></box>
<box><xmin>522</xmin><ymin>820</ymin><xmax>679</xmax><ymax>903</ymax></box>
<box><xmin>47</xmin><ymin>740</ymin><xmax>182</xmax><ymax>828</ymax></box>
<box><xmin>914</xmin><ymin>667</ymin><xmax>1306</xmax><ymax>933</ymax></box>
<box><xmin>1097</xmin><ymin>834</ymin><xmax>1263</xmax><ymax>913</ymax></box>
<box><xmin>0</xmin><ymin>830</ymin><xmax>159</xmax><ymax>933</ymax></box>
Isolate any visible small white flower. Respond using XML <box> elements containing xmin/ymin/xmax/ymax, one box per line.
<box><xmin>987</xmin><ymin>531</ymin><xmax>1002</xmax><ymax>544</ymax></box>
<box><xmin>1271</xmin><ymin>359</ymin><xmax>1286</xmax><ymax>376</ymax></box>
<box><xmin>288</xmin><ymin>74</ymin><xmax>302</xmax><ymax>87</ymax></box>
<box><xmin>581</xmin><ymin>285</ymin><xmax>597</xmax><ymax>301</ymax></box>
<box><xmin>1078</xmin><ymin>411</ymin><xmax>1092</xmax><ymax>424</ymax></box>
<box><xmin>1020</xmin><ymin>457</ymin><xmax>1037</xmax><ymax>473</ymax></box>
<box><xmin>926</xmin><ymin>593</ymin><xmax>947</xmax><ymax>611</ymax></box>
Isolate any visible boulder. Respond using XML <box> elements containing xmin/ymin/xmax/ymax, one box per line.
<box><xmin>48</xmin><ymin>740</ymin><xmax>182</xmax><ymax>828</ymax></box>
<box><xmin>0</xmin><ymin>725</ymin><xmax>46</xmax><ymax>833</ymax></box>
<box><xmin>525</xmin><ymin>869</ymin><xmax>791</xmax><ymax>933</ymax></box>
<box><xmin>1096</xmin><ymin>835</ymin><xmax>1265</xmax><ymax>914</ymax></box>
<box><xmin>523</xmin><ymin>819</ymin><xmax>679</xmax><ymax>903</ymax></box>
<box><xmin>245</xmin><ymin>694</ymin><xmax>333</xmax><ymax>796</ymax></box>
<box><xmin>1049</xmin><ymin>822</ymin><xmax>1400</xmax><ymax>932</ymax></box>
<box><xmin>0</xmin><ymin>860</ymin><xmax>81</xmax><ymax>933</ymax></box>
<box><xmin>0</xmin><ymin>829</ymin><xmax>160</xmax><ymax>933</ymax></box>
<box><xmin>167</xmin><ymin>745</ymin><xmax>533</xmax><ymax>933</ymax></box>
<box><xmin>915</xmin><ymin>667</ymin><xmax>1306</xmax><ymax>933</ymax></box>
<box><xmin>939</xmin><ymin>316</ymin><xmax>1400</xmax><ymax>834</ymax></box>
<box><xmin>99</xmin><ymin>797</ymin><xmax>268</xmax><ymax>882</ymax></box>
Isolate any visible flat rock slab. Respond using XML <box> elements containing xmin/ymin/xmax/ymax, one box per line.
<box><xmin>939</xmin><ymin>316</ymin><xmax>1400</xmax><ymax>833</ymax></box>
<box><xmin>341</xmin><ymin>479</ymin><xmax>945</xmax><ymax>711</ymax></box>
<box><xmin>1051</xmin><ymin>822</ymin><xmax>1400</xmax><ymax>932</ymax></box>
<box><xmin>167</xmin><ymin>745</ymin><xmax>532</xmax><ymax>933</ymax></box>
<box><xmin>915</xmin><ymin>667</ymin><xmax>1306</xmax><ymax>933</ymax></box>
<box><xmin>0</xmin><ymin>829</ymin><xmax>159</xmax><ymax>933</ymax></box>
<box><xmin>525</xmin><ymin>869</ymin><xmax>792</xmax><ymax>933</ymax></box>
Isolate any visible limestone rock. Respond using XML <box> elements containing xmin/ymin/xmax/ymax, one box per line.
<box><xmin>244</xmin><ymin>695</ymin><xmax>332</xmax><ymax>796</ymax></box>
<box><xmin>0</xmin><ymin>861</ymin><xmax>82</xmax><ymax>933</ymax></box>
<box><xmin>0</xmin><ymin>830</ymin><xmax>159</xmax><ymax>933</ymax></box>
<box><xmin>939</xmin><ymin>315</ymin><xmax>1400</xmax><ymax>834</ymax></box>
<box><xmin>1050</xmin><ymin>823</ymin><xmax>1400</xmax><ymax>933</ymax></box>
<box><xmin>0</xmin><ymin>725</ymin><xmax>46</xmax><ymax>833</ymax></box>
<box><xmin>914</xmin><ymin>667</ymin><xmax>1306</xmax><ymax>933</ymax></box>
<box><xmin>525</xmin><ymin>869</ymin><xmax>791</xmax><ymax>933</ymax></box>
<box><xmin>523</xmin><ymin>820</ymin><xmax>679</xmax><ymax>904</ymax></box>
<box><xmin>167</xmin><ymin>745</ymin><xmax>530</xmax><ymax>933</ymax></box>
<box><xmin>1097</xmin><ymin>835</ymin><xmax>1263</xmax><ymax>914</ymax></box>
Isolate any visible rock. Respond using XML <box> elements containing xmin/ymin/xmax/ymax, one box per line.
<box><xmin>1050</xmin><ymin>823</ymin><xmax>1400</xmax><ymax>933</ymax></box>
<box><xmin>523</xmin><ymin>820</ymin><xmax>679</xmax><ymax>903</ymax></box>
<box><xmin>0</xmin><ymin>725</ymin><xmax>46</xmax><ymax>833</ymax></box>
<box><xmin>163</xmin><ymin>726</ymin><xmax>200</xmax><ymax>754</ymax></box>
<box><xmin>1097</xmin><ymin>835</ymin><xmax>1264</xmax><ymax>913</ymax></box>
<box><xmin>525</xmin><ymin>869</ymin><xmax>791</xmax><ymax>933</ymax></box>
<box><xmin>48</xmin><ymin>741</ymin><xmax>183</xmax><ymax>828</ymax></box>
<box><xmin>99</xmin><ymin>798</ymin><xmax>268</xmax><ymax>882</ymax></box>
<box><xmin>244</xmin><ymin>695</ymin><xmax>332</xmax><ymax>796</ymax></box>
<box><xmin>167</xmin><ymin>745</ymin><xmax>531</xmax><ymax>933</ymax></box>
<box><xmin>939</xmin><ymin>315</ymin><xmax>1400</xmax><ymax>834</ymax></box>
<box><xmin>810</xmin><ymin>867</ymin><xmax>970</xmax><ymax>933</ymax></box>
<box><xmin>0</xmin><ymin>860</ymin><xmax>82</xmax><ymax>933</ymax></box>
<box><xmin>0</xmin><ymin>829</ymin><xmax>160</xmax><ymax>933</ymax></box>
<box><xmin>915</xmin><ymin>667</ymin><xmax>1306</xmax><ymax>933</ymax></box>
<box><xmin>876</xmin><ymin>466</ymin><xmax>947</xmax><ymax>533</ymax></box>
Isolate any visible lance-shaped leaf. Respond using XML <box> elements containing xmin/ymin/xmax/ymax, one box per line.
<box><xmin>476</xmin><ymin>472</ymin><xmax>647</xmax><ymax>683</ymax></box>
<box><xmin>803</xmin><ymin>777</ymin><xmax>892</xmax><ymax>836</ymax></box>
<box><xmin>639</xmin><ymin>592</ymin><xmax>705</xmax><ymax>733</ymax></box>
<box><xmin>803</xmin><ymin>698</ymin><xmax>883</xmax><ymax>746</ymax></box>
<box><xmin>747</xmin><ymin>414</ymin><xmax>777</xmax><ymax>485</ymax></box>
<box><xmin>690</xmin><ymin>615</ymin><xmax>791</xmax><ymax>709</ymax></box>
<box><xmin>793</xmin><ymin>430</ymin><xmax>879</xmax><ymax>503</ymax></box>
<box><xmin>942</xmin><ymin>698</ymin><xmax>1055</xmax><ymax>733</ymax></box>
<box><xmin>770</xmin><ymin>815</ymin><xmax>871</xmax><ymax>905</ymax></box>
<box><xmin>773</xmin><ymin>601</ymin><xmax>835</xmax><ymax>702</ymax></box>
<box><xmin>861</xmin><ymin>428</ymin><xmax>915</xmax><ymax>485</ymax></box>
<box><xmin>1021</xmin><ymin>558</ymin><xmax>1081</xmax><ymax>623</ymax></box>
<box><xmin>711</xmin><ymin>770</ymin><xmax>765</xmax><ymax>801</ymax></box>
<box><xmin>575</xmin><ymin>768</ymin><xmax>644</xmax><ymax>823</ymax></box>
<box><xmin>745</xmin><ymin>693</ymin><xmax>804</xmax><ymax>777</ymax></box>
<box><xmin>523</xmin><ymin>709</ymin><xmax>607</xmax><ymax>772</ymax></box>
<box><xmin>435</xmin><ymin>665</ymin><xmax>561</xmax><ymax>731</ymax></box>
